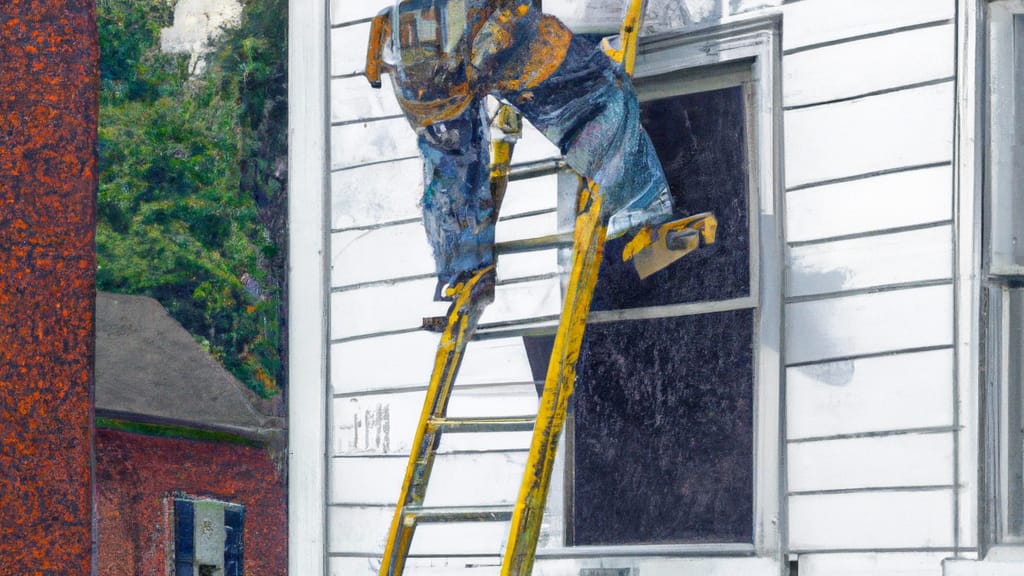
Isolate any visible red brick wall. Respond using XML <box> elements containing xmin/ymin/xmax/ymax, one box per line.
<box><xmin>0</xmin><ymin>1</ymin><xmax>97</xmax><ymax>574</ymax></box>
<box><xmin>95</xmin><ymin>428</ymin><xmax>287</xmax><ymax>576</ymax></box>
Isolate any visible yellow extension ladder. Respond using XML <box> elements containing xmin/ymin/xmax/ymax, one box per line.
<box><xmin>376</xmin><ymin>2</ymin><xmax>717</xmax><ymax>574</ymax></box>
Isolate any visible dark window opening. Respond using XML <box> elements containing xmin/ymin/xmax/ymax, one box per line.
<box><xmin>563</xmin><ymin>82</ymin><xmax>756</xmax><ymax>546</ymax></box>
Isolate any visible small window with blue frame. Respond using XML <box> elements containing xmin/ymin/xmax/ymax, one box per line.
<box><xmin>173</xmin><ymin>496</ymin><xmax>244</xmax><ymax>576</ymax></box>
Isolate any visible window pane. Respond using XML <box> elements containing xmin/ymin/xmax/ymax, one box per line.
<box><xmin>1009</xmin><ymin>288</ymin><xmax>1024</xmax><ymax>536</ymax></box>
<box><xmin>592</xmin><ymin>85</ymin><xmax>751</xmax><ymax>311</ymax></box>
<box><xmin>572</xmin><ymin>310</ymin><xmax>755</xmax><ymax>545</ymax></box>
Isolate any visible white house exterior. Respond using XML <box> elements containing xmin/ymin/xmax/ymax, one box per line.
<box><xmin>288</xmin><ymin>1</ymin><xmax>1024</xmax><ymax>574</ymax></box>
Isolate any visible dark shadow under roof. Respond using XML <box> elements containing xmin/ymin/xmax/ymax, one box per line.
<box><xmin>95</xmin><ymin>292</ymin><xmax>277</xmax><ymax>438</ymax></box>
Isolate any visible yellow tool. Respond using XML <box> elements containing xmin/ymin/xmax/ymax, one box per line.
<box><xmin>375</xmin><ymin>1</ymin><xmax>717</xmax><ymax>574</ymax></box>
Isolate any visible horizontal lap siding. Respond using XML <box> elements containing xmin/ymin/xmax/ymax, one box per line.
<box><xmin>782</xmin><ymin>0</ymin><xmax>957</xmax><ymax>566</ymax></box>
<box><xmin>331</xmin><ymin>0</ymin><xmax>393</xmax><ymax>27</ymax></box>
<box><xmin>782</xmin><ymin>0</ymin><xmax>953</xmax><ymax>52</ymax></box>
<box><xmin>799</xmin><ymin>552</ymin><xmax>953</xmax><ymax>576</ymax></box>
<box><xmin>785</xmin><ymin>165</ymin><xmax>952</xmax><ymax>243</ymax></box>
<box><xmin>787</xmin><ymin>433</ymin><xmax>955</xmax><ymax>493</ymax></box>
<box><xmin>330</xmin><ymin>451</ymin><xmax>528</xmax><ymax>506</ymax></box>
<box><xmin>332</xmin><ymin>333</ymin><xmax>538</xmax><ymax>395</ymax></box>
<box><xmin>785</xmin><ymin>284</ymin><xmax>954</xmax><ymax>366</ymax></box>
<box><xmin>789</xmin><ymin>490</ymin><xmax>955</xmax><ymax>551</ymax></box>
<box><xmin>783</xmin><ymin>24</ymin><xmax>955</xmax><ymax>108</ymax></box>
<box><xmin>784</xmin><ymin>82</ymin><xmax>954</xmax><ymax>189</ymax></box>
<box><xmin>328</xmin><ymin>505</ymin><xmax>510</xmax><ymax>556</ymax></box>
<box><xmin>786</xmin><ymin>348</ymin><xmax>955</xmax><ymax>440</ymax></box>
<box><xmin>331</xmin><ymin>23</ymin><xmax>370</xmax><ymax>78</ymax></box>
<box><xmin>330</xmin><ymin>557</ymin><xmax>500</xmax><ymax>576</ymax></box>
<box><xmin>787</xmin><ymin>225</ymin><xmax>952</xmax><ymax>298</ymax></box>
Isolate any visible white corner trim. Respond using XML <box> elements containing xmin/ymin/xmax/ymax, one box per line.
<box><xmin>288</xmin><ymin>0</ymin><xmax>329</xmax><ymax>574</ymax></box>
<box><xmin>953</xmin><ymin>0</ymin><xmax>983</xmax><ymax>556</ymax></box>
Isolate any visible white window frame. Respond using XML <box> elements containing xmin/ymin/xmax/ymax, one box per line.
<box><xmin>535</xmin><ymin>16</ymin><xmax>784</xmax><ymax>574</ymax></box>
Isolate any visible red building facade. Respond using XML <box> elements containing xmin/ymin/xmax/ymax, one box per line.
<box><xmin>95</xmin><ymin>428</ymin><xmax>286</xmax><ymax>576</ymax></box>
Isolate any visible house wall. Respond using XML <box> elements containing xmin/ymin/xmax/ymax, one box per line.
<box><xmin>318</xmin><ymin>0</ymin><xmax>973</xmax><ymax>575</ymax></box>
<box><xmin>779</xmin><ymin>1</ymin><xmax>965</xmax><ymax>574</ymax></box>
<box><xmin>0</xmin><ymin>1</ymin><xmax>97</xmax><ymax>573</ymax></box>
<box><xmin>95</xmin><ymin>428</ymin><xmax>287</xmax><ymax>576</ymax></box>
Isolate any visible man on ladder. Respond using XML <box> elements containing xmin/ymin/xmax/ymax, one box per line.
<box><xmin>365</xmin><ymin>1</ymin><xmax>717</xmax><ymax>574</ymax></box>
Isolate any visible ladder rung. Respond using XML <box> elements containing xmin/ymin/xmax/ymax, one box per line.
<box><xmin>426</xmin><ymin>415</ymin><xmax>535</xmax><ymax>434</ymax></box>
<box><xmin>403</xmin><ymin>504</ymin><xmax>515</xmax><ymax>525</ymax></box>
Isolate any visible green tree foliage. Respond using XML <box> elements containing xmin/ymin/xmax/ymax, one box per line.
<box><xmin>97</xmin><ymin>0</ymin><xmax>286</xmax><ymax>399</ymax></box>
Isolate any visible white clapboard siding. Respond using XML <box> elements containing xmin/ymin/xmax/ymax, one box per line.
<box><xmin>330</xmin><ymin>451</ymin><xmax>528</xmax><ymax>505</ymax></box>
<box><xmin>499</xmin><ymin>173</ymin><xmax>558</xmax><ymax>217</ymax></box>
<box><xmin>331</xmin><ymin>277</ymin><xmax>446</xmax><ymax>339</ymax></box>
<box><xmin>782</xmin><ymin>0</ymin><xmax>953</xmax><ymax>52</ymax></box>
<box><xmin>786</xmin><ymin>348</ymin><xmax>954</xmax><ymax>440</ymax></box>
<box><xmin>332</xmin><ymin>117</ymin><xmax>419</xmax><ymax>170</ymax></box>
<box><xmin>332</xmin><ymin>385</ymin><xmax>537</xmax><ymax>456</ymax></box>
<box><xmin>332</xmin><ymin>333</ymin><xmax>537</xmax><ymax>394</ymax></box>
<box><xmin>328</xmin><ymin>506</ymin><xmax>509</xmax><ymax>556</ymax></box>
<box><xmin>331</xmin><ymin>0</ymin><xmax>393</xmax><ymax>26</ymax></box>
<box><xmin>331</xmin><ymin>22</ymin><xmax>371</xmax><ymax>77</ymax></box>
<box><xmin>785</xmin><ymin>284</ymin><xmax>953</xmax><ymax>366</ymax></box>
<box><xmin>784</xmin><ymin>81</ymin><xmax>954</xmax><ymax>189</ymax></box>
<box><xmin>331</xmin><ymin>275</ymin><xmax>560</xmax><ymax>340</ymax></box>
<box><xmin>495</xmin><ymin>211</ymin><xmax>559</xmax><ymax>244</ymax></box>
<box><xmin>785</xmin><ymin>165</ymin><xmax>952</xmax><ymax>244</ymax></box>
<box><xmin>496</xmin><ymin>249</ymin><xmax>560</xmax><ymax>282</ymax></box>
<box><xmin>789</xmin><ymin>489</ymin><xmax>955</xmax><ymax>551</ymax></box>
<box><xmin>786</xmin><ymin>225</ymin><xmax>952</xmax><ymax>298</ymax></box>
<box><xmin>332</xmin><ymin>158</ymin><xmax>423</xmax><ymax>230</ymax></box>
<box><xmin>479</xmin><ymin>275</ymin><xmax>561</xmax><ymax>326</ymax></box>
<box><xmin>798</xmin><ymin>552</ymin><xmax>949</xmax><ymax>576</ymax></box>
<box><xmin>787</xmin><ymin>432</ymin><xmax>954</xmax><ymax>493</ymax></box>
<box><xmin>333</xmin><ymin>76</ymin><xmax>403</xmax><ymax>124</ymax></box>
<box><xmin>332</xmin><ymin>223</ymin><xmax>434</xmax><ymax>288</ymax></box>
<box><xmin>783</xmin><ymin>24</ymin><xmax>954</xmax><ymax>108</ymax></box>
<box><xmin>332</xmin><ymin>225</ymin><xmax>561</xmax><ymax>288</ymax></box>
<box><xmin>330</xmin><ymin>556</ymin><xmax>501</xmax><ymax>576</ymax></box>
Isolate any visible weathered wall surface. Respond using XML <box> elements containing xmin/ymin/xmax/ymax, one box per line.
<box><xmin>325</xmin><ymin>0</ymin><xmax>968</xmax><ymax>575</ymax></box>
<box><xmin>95</xmin><ymin>428</ymin><xmax>287</xmax><ymax>576</ymax></box>
<box><xmin>780</xmin><ymin>1</ymin><xmax>961</xmax><ymax>574</ymax></box>
<box><xmin>0</xmin><ymin>1</ymin><xmax>97</xmax><ymax>574</ymax></box>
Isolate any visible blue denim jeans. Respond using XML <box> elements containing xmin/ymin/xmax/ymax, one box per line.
<box><xmin>412</xmin><ymin>10</ymin><xmax>672</xmax><ymax>288</ymax></box>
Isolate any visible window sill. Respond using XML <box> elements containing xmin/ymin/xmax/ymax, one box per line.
<box><xmin>535</xmin><ymin>543</ymin><xmax>755</xmax><ymax>559</ymax></box>
<box><xmin>944</xmin><ymin>546</ymin><xmax>1024</xmax><ymax>575</ymax></box>
<box><xmin>531</xmin><ymin>554</ymin><xmax>777</xmax><ymax>576</ymax></box>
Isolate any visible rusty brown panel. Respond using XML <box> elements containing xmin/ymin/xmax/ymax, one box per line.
<box><xmin>0</xmin><ymin>1</ymin><xmax>97</xmax><ymax>574</ymax></box>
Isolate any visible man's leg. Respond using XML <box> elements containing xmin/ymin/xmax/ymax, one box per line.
<box><xmin>490</xmin><ymin>23</ymin><xmax>674</xmax><ymax>239</ymax></box>
<box><xmin>417</xmin><ymin>100</ymin><xmax>497</xmax><ymax>301</ymax></box>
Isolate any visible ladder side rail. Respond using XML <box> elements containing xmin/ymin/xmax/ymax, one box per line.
<box><xmin>502</xmin><ymin>182</ymin><xmax>607</xmax><ymax>576</ymax></box>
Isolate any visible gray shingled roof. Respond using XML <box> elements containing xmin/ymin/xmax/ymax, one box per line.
<box><xmin>95</xmin><ymin>292</ymin><xmax>277</xmax><ymax>439</ymax></box>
